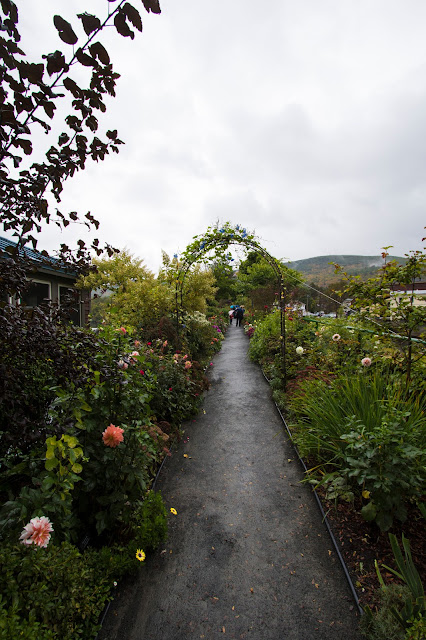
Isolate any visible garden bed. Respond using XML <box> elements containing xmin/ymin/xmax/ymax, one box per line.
<box><xmin>316</xmin><ymin>490</ymin><xmax>426</xmax><ymax>610</ymax></box>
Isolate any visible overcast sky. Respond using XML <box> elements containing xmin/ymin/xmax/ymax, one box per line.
<box><xmin>10</xmin><ymin>0</ymin><xmax>426</xmax><ymax>272</ymax></box>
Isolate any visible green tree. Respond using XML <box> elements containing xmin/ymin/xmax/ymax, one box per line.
<box><xmin>159</xmin><ymin>252</ymin><xmax>217</xmax><ymax>315</ymax></box>
<box><xmin>335</xmin><ymin>244</ymin><xmax>426</xmax><ymax>382</ymax></box>
<box><xmin>77</xmin><ymin>250</ymin><xmax>172</xmax><ymax>330</ymax></box>
<box><xmin>238</xmin><ymin>252</ymin><xmax>303</xmax><ymax>310</ymax></box>
<box><xmin>210</xmin><ymin>255</ymin><xmax>238</xmax><ymax>303</ymax></box>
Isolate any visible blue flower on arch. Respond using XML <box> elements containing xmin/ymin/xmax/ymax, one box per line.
<box><xmin>200</xmin><ymin>242</ymin><xmax>205</xmax><ymax>249</ymax></box>
<box><xmin>173</xmin><ymin>253</ymin><xmax>178</xmax><ymax>259</ymax></box>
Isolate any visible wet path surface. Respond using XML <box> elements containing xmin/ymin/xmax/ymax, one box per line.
<box><xmin>99</xmin><ymin>327</ymin><xmax>363</xmax><ymax>640</ymax></box>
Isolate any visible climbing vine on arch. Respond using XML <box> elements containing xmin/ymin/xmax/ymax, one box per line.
<box><xmin>173</xmin><ymin>221</ymin><xmax>290</xmax><ymax>381</ymax></box>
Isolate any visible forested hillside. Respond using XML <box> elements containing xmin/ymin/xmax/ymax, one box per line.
<box><xmin>286</xmin><ymin>254</ymin><xmax>406</xmax><ymax>287</ymax></box>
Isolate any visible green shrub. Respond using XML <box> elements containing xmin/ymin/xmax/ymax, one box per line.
<box><xmin>0</xmin><ymin>542</ymin><xmax>127</xmax><ymax>639</ymax></box>
<box><xmin>146</xmin><ymin>346</ymin><xmax>205</xmax><ymax>427</ymax></box>
<box><xmin>121</xmin><ymin>490</ymin><xmax>168</xmax><ymax>565</ymax></box>
<box><xmin>0</xmin><ymin>597</ymin><xmax>56</xmax><ymax>639</ymax></box>
<box><xmin>338</xmin><ymin>412</ymin><xmax>425</xmax><ymax>530</ymax></box>
<box><xmin>248</xmin><ymin>310</ymin><xmax>280</xmax><ymax>364</ymax></box>
<box><xmin>360</xmin><ymin>584</ymin><xmax>408</xmax><ymax>639</ymax></box>
<box><xmin>404</xmin><ymin>615</ymin><xmax>426</xmax><ymax>640</ymax></box>
<box><xmin>182</xmin><ymin>311</ymin><xmax>224</xmax><ymax>362</ymax></box>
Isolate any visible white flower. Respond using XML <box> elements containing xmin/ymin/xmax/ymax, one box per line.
<box><xmin>296</xmin><ymin>346</ymin><xmax>304</xmax><ymax>355</ymax></box>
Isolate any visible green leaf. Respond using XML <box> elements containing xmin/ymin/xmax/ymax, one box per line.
<box><xmin>41</xmin><ymin>476</ymin><xmax>55</xmax><ymax>491</ymax></box>
<box><xmin>45</xmin><ymin>446</ymin><xmax>55</xmax><ymax>460</ymax></box>
<box><xmin>361</xmin><ymin>501</ymin><xmax>377</xmax><ymax>522</ymax></box>
<box><xmin>71</xmin><ymin>463</ymin><xmax>83</xmax><ymax>474</ymax></box>
<box><xmin>63</xmin><ymin>435</ymin><xmax>79</xmax><ymax>448</ymax></box>
<box><xmin>45</xmin><ymin>458</ymin><xmax>59</xmax><ymax>471</ymax></box>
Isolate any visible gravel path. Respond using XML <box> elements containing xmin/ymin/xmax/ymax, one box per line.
<box><xmin>98</xmin><ymin>326</ymin><xmax>363</xmax><ymax>640</ymax></box>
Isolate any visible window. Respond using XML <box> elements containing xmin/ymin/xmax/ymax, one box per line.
<box><xmin>59</xmin><ymin>286</ymin><xmax>80</xmax><ymax>325</ymax></box>
<box><xmin>20</xmin><ymin>281</ymin><xmax>50</xmax><ymax>307</ymax></box>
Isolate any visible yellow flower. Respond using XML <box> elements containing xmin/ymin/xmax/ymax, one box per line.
<box><xmin>362</xmin><ymin>490</ymin><xmax>370</xmax><ymax>499</ymax></box>
<box><xmin>170</xmin><ymin>508</ymin><xmax>177</xmax><ymax>515</ymax></box>
<box><xmin>136</xmin><ymin>549</ymin><xmax>146</xmax><ymax>562</ymax></box>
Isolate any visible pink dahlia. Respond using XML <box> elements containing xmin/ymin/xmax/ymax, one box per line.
<box><xmin>361</xmin><ymin>357</ymin><xmax>372</xmax><ymax>367</ymax></box>
<box><xmin>102</xmin><ymin>424</ymin><xmax>124</xmax><ymax>447</ymax></box>
<box><xmin>20</xmin><ymin>516</ymin><xmax>53</xmax><ymax>548</ymax></box>
<box><xmin>184</xmin><ymin>360</ymin><xmax>192</xmax><ymax>369</ymax></box>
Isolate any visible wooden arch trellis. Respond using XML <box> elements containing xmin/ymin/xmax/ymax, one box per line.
<box><xmin>174</xmin><ymin>223</ymin><xmax>288</xmax><ymax>383</ymax></box>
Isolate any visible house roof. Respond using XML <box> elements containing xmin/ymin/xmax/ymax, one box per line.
<box><xmin>0</xmin><ymin>236</ymin><xmax>76</xmax><ymax>277</ymax></box>
<box><xmin>391</xmin><ymin>282</ymin><xmax>426</xmax><ymax>293</ymax></box>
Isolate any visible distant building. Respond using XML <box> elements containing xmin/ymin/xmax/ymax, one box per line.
<box><xmin>0</xmin><ymin>236</ymin><xmax>90</xmax><ymax>326</ymax></box>
<box><xmin>389</xmin><ymin>281</ymin><xmax>426</xmax><ymax>309</ymax></box>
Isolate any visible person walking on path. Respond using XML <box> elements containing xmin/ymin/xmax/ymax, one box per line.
<box><xmin>228</xmin><ymin>307</ymin><xmax>235</xmax><ymax>325</ymax></box>
<box><xmin>235</xmin><ymin>305</ymin><xmax>244</xmax><ymax>327</ymax></box>
<box><xmin>99</xmin><ymin>328</ymin><xmax>363</xmax><ymax>640</ymax></box>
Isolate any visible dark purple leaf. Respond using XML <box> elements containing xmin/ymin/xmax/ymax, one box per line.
<box><xmin>114</xmin><ymin>11</ymin><xmax>134</xmax><ymax>39</ymax></box>
<box><xmin>58</xmin><ymin>133</ymin><xmax>70</xmax><ymax>146</ymax></box>
<box><xmin>14</xmin><ymin>92</ymin><xmax>34</xmax><ymax>113</ymax></box>
<box><xmin>43</xmin><ymin>101</ymin><xmax>56</xmax><ymax>119</ymax></box>
<box><xmin>77</xmin><ymin>12</ymin><xmax>101</xmax><ymax>35</ymax></box>
<box><xmin>53</xmin><ymin>15</ymin><xmax>78</xmax><ymax>45</ymax></box>
<box><xmin>15</xmin><ymin>138</ymin><xmax>32</xmax><ymax>155</ymax></box>
<box><xmin>124</xmin><ymin>3</ymin><xmax>142</xmax><ymax>31</ymax></box>
<box><xmin>18</xmin><ymin>62</ymin><xmax>44</xmax><ymax>84</ymax></box>
<box><xmin>141</xmin><ymin>0</ymin><xmax>161</xmax><ymax>14</ymax></box>
<box><xmin>89</xmin><ymin>42</ymin><xmax>110</xmax><ymax>65</ymax></box>
<box><xmin>85</xmin><ymin>115</ymin><xmax>98</xmax><ymax>131</ymax></box>
<box><xmin>75</xmin><ymin>47</ymin><xmax>96</xmax><ymax>67</ymax></box>
<box><xmin>45</xmin><ymin>50</ymin><xmax>67</xmax><ymax>75</ymax></box>
<box><xmin>63</xmin><ymin>77</ymin><xmax>83</xmax><ymax>98</ymax></box>
<box><xmin>5</xmin><ymin>40</ymin><xmax>25</xmax><ymax>55</ymax></box>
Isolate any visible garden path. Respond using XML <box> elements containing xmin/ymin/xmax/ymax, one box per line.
<box><xmin>98</xmin><ymin>325</ymin><xmax>363</xmax><ymax>640</ymax></box>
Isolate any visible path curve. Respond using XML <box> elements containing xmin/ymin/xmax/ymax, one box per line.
<box><xmin>99</xmin><ymin>326</ymin><xmax>363</xmax><ymax>640</ymax></box>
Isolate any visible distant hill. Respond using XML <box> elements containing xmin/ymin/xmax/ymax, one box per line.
<box><xmin>285</xmin><ymin>255</ymin><xmax>406</xmax><ymax>287</ymax></box>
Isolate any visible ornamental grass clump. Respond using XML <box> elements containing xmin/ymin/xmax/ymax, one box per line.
<box><xmin>287</xmin><ymin>371</ymin><xmax>426</xmax><ymax>462</ymax></box>
<box><xmin>288</xmin><ymin>370</ymin><xmax>426</xmax><ymax>530</ymax></box>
